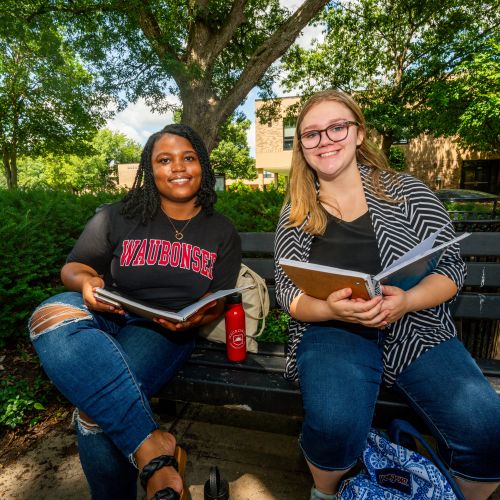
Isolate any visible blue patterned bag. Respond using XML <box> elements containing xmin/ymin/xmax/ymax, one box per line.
<box><xmin>338</xmin><ymin>420</ymin><xmax>465</xmax><ymax>500</ymax></box>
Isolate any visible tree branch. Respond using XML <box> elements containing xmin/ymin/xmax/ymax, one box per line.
<box><xmin>185</xmin><ymin>0</ymin><xmax>247</xmax><ymax>71</ymax></box>
<box><xmin>134</xmin><ymin>0</ymin><xmax>181</xmax><ymax>64</ymax></box>
<box><xmin>218</xmin><ymin>0</ymin><xmax>329</xmax><ymax>118</ymax></box>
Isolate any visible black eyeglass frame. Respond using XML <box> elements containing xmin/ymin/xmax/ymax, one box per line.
<box><xmin>299</xmin><ymin>120</ymin><xmax>360</xmax><ymax>149</ymax></box>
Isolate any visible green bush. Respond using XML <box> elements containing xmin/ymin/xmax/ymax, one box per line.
<box><xmin>389</xmin><ymin>146</ymin><xmax>406</xmax><ymax>172</ymax></box>
<box><xmin>258</xmin><ymin>309</ymin><xmax>290</xmax><ymax>344</ymax></box>
<box><xmin>0</xmin><ymin>189</ymin><xmax>120</xmax><ymax>347</ymax></box>
<box><xmin>442</xmin><ymin>200</ymin><xmax>495</xmax><ymax>215</ymax></box>
<box><xmin>216</xmin><ymin>187</ymin><xmax>284</xmax><ymax>231</ymax></box>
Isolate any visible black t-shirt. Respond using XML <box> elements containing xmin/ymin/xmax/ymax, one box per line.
<box><xmin>67</xmin><ymin>202</ymin><xmax>241</xmax><ymax>311</ymax></box>
<box><xmin>309</xmin><ymin>211</ymin><xmax>382</xmax><ymax>275</ymax></box>
<box><xmin>309</xmin><ymin>211</ymin><xmax>382</xmax><ymax>330</ymax></box>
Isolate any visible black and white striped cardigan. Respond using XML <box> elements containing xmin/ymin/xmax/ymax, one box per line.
<box><xmin>274</xmin><ymin>164</ymin><xmax>466</xmax><ymax>386</ymax></box>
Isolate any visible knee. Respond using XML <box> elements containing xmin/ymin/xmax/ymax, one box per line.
<box><xmin>73</xmin><ymin>408</ymin><xmax>101</xmax><ymax>435</ymax></box>
<box><xmin>463</xmin><ymin>413</ymin><xmax>500</xmax><ymax>457</ymax></box>
<box><xmin>450</xmin><ymin>387</ymin><xmax>500</xmax><ymax>451</ymax></box>
<box><xmin>29</xmin><ymin>295</ymin><xmax>91</xmax><ymax>340</ymax></box>
<box><xmin>444</xmin><ymin>398</ymin><xmax>500</xmax><ymax>476</ymax></box>
<box><xmin>301</xmin><ymin>413</ymin><xmax>363</xmax><ymax>469</ymax></box>
<box><xmin>305</xmin><ymin>411</ymin><xmax>359</xmax><ymax>446</ymax></box>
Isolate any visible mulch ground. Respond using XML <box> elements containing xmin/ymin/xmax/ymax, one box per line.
<box><xmin>0</xmin><ymin>339</ymin><xmax>71</xmax><ymax>467</ymax></box>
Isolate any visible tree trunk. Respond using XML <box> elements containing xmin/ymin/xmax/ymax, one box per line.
<box><xmin>2</xmin><ymin>145</ymin><xmax>17</xmax><ymax>190</ymax></box>
<box><xmin>179</xmin><ymin>82</ymin><xmax>225</xmax><ymax>152</ymax></box>
<box><xmin>381</xmin><ymin>133</ymin><xmax>393</xmax><ymax>159</ymax></box>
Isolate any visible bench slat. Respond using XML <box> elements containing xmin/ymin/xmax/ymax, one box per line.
<box><xmin>160</xmin><ymin>364</ymin><xmax>304</xmax><ymax>415</ymax></box>
<box><xmin>451</xmin><ymin>294</ymin><xmax>500</xmax><ymax>319</ymax></box>
<box><xmin>241</xmin><ymin>232</ymin><xmax>500</xmax><ymax>257</ymax></box>
<box><xmin>190</xmin><ymin>347</ymin><xmax>286</xmax><ymax>373</ymax></box>
<box><xmin>459</xmin><ymin>232</ymin><xmax>500</xmax><ymax>256</ymax></box>
<box><xmin>242</xmin><ymin>258</ymin><xmax>274</xmax><ymax>280</ymax></box>
<box><xmin>464</xmin><ymin>262</ymin><xmax>500</xmax><ymax>287</ymax></box>
<box><xmin>240</xmin><ymin>232</ymin><xmax>275</xmax><ymax>253</ymax></box>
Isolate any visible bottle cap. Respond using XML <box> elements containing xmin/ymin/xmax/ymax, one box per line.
<box><xmin>226</xmin><ymin>292</ymin><xmax>242</xmax><ymax>304</ymax></box>
<box><xmin>204</xmin><ymin>466</ymin><xmax>229</xmax><ymax>500</ymax></box>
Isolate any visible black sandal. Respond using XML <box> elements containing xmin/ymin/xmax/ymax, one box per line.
<box><xmin>139</xmin><ymin>447</ymin><xmax>187</xmax><ymax>500</ymax></box>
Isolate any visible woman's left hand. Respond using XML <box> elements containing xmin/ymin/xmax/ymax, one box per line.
<box><xmin>380</xmin><ymin>285</ymin><xmax>409</xmax><ymax>324</ymax></box>
<box><xmin>153</xmin><ymin>300</ymin><xmax>218</xmax><ymax>332</ymax></box>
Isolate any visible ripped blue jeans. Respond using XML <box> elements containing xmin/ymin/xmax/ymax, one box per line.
<box><xmin>29</xmin><ymin>292</ymin><xmax>195</xmax><ymax>500</ymax></box>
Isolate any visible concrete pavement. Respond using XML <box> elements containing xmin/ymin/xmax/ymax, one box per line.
<box><xmin>0</xmin><ymin>402</ymin><xmax>311</xmax><ymax>499</ymax></box>
<box><xmin>2</xmin><ymin>402</ymin><xmax>499</xmax><ymax>500</ymax></box>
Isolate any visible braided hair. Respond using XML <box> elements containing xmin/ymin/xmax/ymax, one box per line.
<box><xmin>121</xmin><ymin>124</ymin><xmax>217</xmax><ymax>223</ymax></box>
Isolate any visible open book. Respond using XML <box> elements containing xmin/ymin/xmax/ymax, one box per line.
<box><xmin>94</xmin><ymin>285</ymin><xmax>254</xmax><ymax>322</ymax></box>
<box><xmin>279</xmin><ymin>226</ymin><xmax>470</xmax><ymax>300</ymax></box>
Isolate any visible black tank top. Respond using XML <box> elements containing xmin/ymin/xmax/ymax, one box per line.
<box><xmin>309</xmin><ymin>211</ymin><xmax>382</xmax><ymax>276</ymax></box>
<box><xmin>308</xmin><ymin>211</ymin><xmax>383</xmax><ymax>331</ymax></box>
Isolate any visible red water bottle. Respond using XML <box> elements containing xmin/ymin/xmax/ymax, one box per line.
<box><xmin>225</xmin><ymin>293</ymin><xmax>246</xmax><ymax>362</ymax></box>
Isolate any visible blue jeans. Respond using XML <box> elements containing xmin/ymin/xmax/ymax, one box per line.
<box><xmin>296</xmin><ymin>324</ymin><xmax>500</xmax><ymax>481</ymax></box>
<box><xmin>29</xmin><ymin>292</ymin><xmax>196</xmax><ymax>499</ymax></box>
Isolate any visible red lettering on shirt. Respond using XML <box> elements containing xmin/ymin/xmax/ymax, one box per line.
<box><xmin>146</xmin><ymin>239</ymin><xmax>161</xmax><ymax>265</ymax></box>
<box><xmin>191</xmin><ymin>246</ymin><xmax>201</xmax><ymax>272</ymax></box>
<box><xmin>118</xmin><ymin>238</ymin><xmax>217</xmax><ymax>280</ymax></box>
<box><xmin>170</xmin><ymin>241</ymin><xmax>181</xmax><ymax>267</ymax></box>
<box><xmin>132</xmin><ymin>239</ymin><xmax>147</xmax><ymax>266</ymax></box>
<box><xmin>158</xmin><ymin>241</ymin><xmax>171</xmax><ymax>266</ymax></box>
<box><xmin>180</xmin><ymin>243</ymin><xmax>193</xmax><ymax>269</ymax></box>
<box><xmin>120</xmin><ymin>240</ymin><xmax>141</xmax><ymax>266</ymax></box>
<box><xmin>200</xmin><ymin>249</ymin><xmax>210</xmax><ymax>277</ymax></box>
<box><xmin>205</xmin><ymin>252</ymin><xmax>217</xmax><ymax>279</ymax></box>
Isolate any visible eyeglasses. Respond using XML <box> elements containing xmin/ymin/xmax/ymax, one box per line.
<box><xmin>299</xmin><ymin>120</ymin><xmax>360</xmax><ymax>149</ymax></box>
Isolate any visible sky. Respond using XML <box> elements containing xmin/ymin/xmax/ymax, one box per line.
<box><xmin>105</xmin><ymin>2</ymin><xmax>324</xmax><ymax>157</ymax></box>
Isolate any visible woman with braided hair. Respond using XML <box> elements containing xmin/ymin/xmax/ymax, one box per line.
<box><xmin>29</xmin><ymin>124</ymin><xmax>241</xmax><ymax>500</ymax></box>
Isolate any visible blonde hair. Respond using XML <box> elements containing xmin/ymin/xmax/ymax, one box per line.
<box><xmin>286</xmin><ymin>89</ymin><xmax>398</xmax><ymax>235</ymax></box>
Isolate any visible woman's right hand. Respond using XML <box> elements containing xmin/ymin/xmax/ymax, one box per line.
<box><xmin>291</xmin><ymin>288</ymin><xmax>389</xmax><ymax>327</ymax></box>
<box><xmin>326</xmin><ymin>288</ymin><xmax>389</xmax><ymax>327</ymax></box>
<box><xmin>81</xmin><ymin>276</ymin><xmax>124</xmax><ymax>315</ymax></box>
<box><xmin>61</xmin><ymin>262</ymin><xmax>125</xmax><ymax>315</ymax></box>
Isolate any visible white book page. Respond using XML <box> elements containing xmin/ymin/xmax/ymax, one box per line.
<box><xmin>375</xmin><ymin>232</ymin><xmax>469</xmax><ymax>284</ymax></box>
<box><xmin>175</xmin><ymin>285</ymin><xmax>254</xmax><ymax>320</ymax></box>
<box><xmin>278</xmin><ymin>258</ymin><xmax>370</xmax><ymax>279</ymax></box>
<box><xmin>382</xmin><ymin>223</ymin><xmax>450</xmax><ymax>274</ymax></box>
<box><xmin>95</xmin><ymin>284</ymin><xmax>254</xmax><ymax>322</ymax></box>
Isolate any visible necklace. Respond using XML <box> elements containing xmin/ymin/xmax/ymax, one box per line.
<box><xmin>161</xmin><ymin>206</ymin><xmax>193</xmax><ymax>241</ymax></box>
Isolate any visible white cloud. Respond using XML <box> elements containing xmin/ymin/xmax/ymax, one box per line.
<box><xmin>106</xmin><ymin>97</ymin><xmax>179</xmax><ymax>145</ymax></box>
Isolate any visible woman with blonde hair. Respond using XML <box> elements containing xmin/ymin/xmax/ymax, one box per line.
<box><xmin>274</xmin><ymin>89</ymin><xmax>500</xmax><ymax>500</ymax></box>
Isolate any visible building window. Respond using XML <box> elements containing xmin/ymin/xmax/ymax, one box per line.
<box><xmin>283</xmin><ymin>117</ymin><xmax>296</xmax><ymax>150</ymax></box>
<box><xmin>461</xmin><ymin>160</ymin><xmax>500</xmax><ymax>195</ymax></box>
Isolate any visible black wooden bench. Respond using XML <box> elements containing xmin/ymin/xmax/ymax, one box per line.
<box><xmin>157</xmin><ymin>231</ymin><xmax>500</xmax><ymax>428</ymax></box>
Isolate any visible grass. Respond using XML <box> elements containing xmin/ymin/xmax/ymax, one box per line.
<box><xmin>0</xmin><ymin>340</ymin><xmax>63</xmax><ymax>433</ymax></box>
